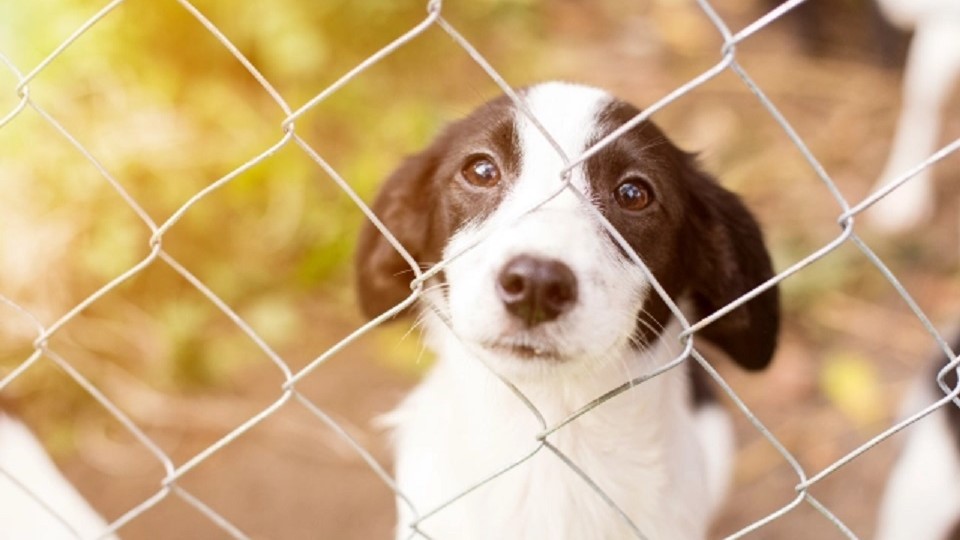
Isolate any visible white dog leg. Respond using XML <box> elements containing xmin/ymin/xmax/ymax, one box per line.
<box><xmin>867</xmin><ymin>20</ymin><xmax>960</xmax><ymax>233</ymax></box>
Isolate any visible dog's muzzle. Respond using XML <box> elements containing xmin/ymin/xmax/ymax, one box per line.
<box><xmin>496</xmin><ymin>255</ymin><xmax>578</xmax><ymax>327</ymax></box>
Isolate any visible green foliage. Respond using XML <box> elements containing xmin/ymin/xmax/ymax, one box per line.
<box><xmin>0</xmin><ymin>1</ymin><xmax>545</xmax><ymax>391</ymax></box>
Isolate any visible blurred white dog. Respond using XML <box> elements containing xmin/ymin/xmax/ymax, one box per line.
<box><xmin>867</xmin><ymin>0</ymin><xmax>960</xmax><ymax>233</ymax></box>
<box><xmin>0</xmin><ymin>413</ymin><xmax>115</xmax><ymax>539</ymax></box>
<box><xmin>875</xmin><ymin>337</ymin><xmax>960</xmax><ymax>540</ymax></box>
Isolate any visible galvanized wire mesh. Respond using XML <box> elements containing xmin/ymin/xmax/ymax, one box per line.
<box><xmin>1</xmin><ymin>0</ymin><xmax>958</xmax><ymax>538</ymax></box>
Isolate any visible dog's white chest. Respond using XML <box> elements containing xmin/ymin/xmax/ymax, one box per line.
<box><xmin>388</xmin><ymin>353</ymin><xmax>710</xmax><ymax>540</ymax></box>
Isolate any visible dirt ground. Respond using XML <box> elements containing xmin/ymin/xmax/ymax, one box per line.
<box><xmin>60</xmin><ymin>307</ymin><xmax>409</xmax><ymax>539</ymax></box>
<box><xmin>32</xmin><ymin>2</ymin><xmax>960</xmax><ymax>539</ymax></box>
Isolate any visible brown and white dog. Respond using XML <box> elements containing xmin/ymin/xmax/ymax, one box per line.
<box><xmin>355</xmin><ymin>82</ymin><xmax>780</xmax><ymax>540</ymax></box>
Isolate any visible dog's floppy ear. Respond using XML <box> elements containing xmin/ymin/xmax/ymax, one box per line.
<box><xmin>683</xmin><ymin>160</ymin><xmax>780</xmax><ymax>371</ymax></box>
<box><xmin>354</xmin><ymin>144</ymin><xmax>444</xmax><ymax>320</ymax></box>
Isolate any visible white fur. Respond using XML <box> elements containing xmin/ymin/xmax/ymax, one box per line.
<box><xmin>867</xmin><ymin>0</ymin><xmax>960</xmax><ymax>233</ymax></box>
<box><xmin>388</xmin><ymin>83</ymin><xmax>733</xmax><ymax>540</ymax></box>
<box><xmin>0</xmin><ymin>413</ymin><xmax>115</xmax><ymax>539</ymax></box>
<box><xmin>875</xmin><ymin>376</ymin><xmax>960</xmax><ymax>540</ymax></box>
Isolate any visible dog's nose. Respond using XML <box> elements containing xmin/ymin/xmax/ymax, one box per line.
<box><xmin>497</xmin><ymin>255</ymin><xmax>578</xmax><ymax>326</ymax></box>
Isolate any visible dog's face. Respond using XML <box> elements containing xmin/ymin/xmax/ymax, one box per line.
<box><xmin>356</xmin><ymin>82</ymin><xmax>779</xmax><ymax>374</ymax></box>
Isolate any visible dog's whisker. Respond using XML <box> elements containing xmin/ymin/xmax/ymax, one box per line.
<box><xmin>413</xmin><ymin>331</ymin><xmax>430</xmax><ymax>366</ymax></box>
<box><xmin>637</xmin><ymin>309</ymin><xmax>666</xmax><ymax>332</ymax></box>
<box><xmin>419</xmin><ymin>283</ymin><xmax>450</xmax><ymax>295</ymax></box>
<box><xmin>402</xmin><ymin>312</ymin><xmax>431</xmax><ymax>343</ymax></box>
<box><xmin>634</xmin><ymin>313</ymin><xmax>665</xmax><ymax>348</ymax></box>
<box><xmin>612</xmin><ymin>350</ymin><xmax>634</xmax><ymax>385</ymax></box>
<box><xmin>392</xmin><ymin>262</ymin><xmax>440</xmax><ymax>279</ymax></box>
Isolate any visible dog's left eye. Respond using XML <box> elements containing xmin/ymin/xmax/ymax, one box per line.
<box><xmin>614</xmin><ymin>179</ymin><xmax>653</xmax><ymax>211</ymax></box>
<box><xmin>461</xmin><ymin>154</ymin><xmax>501</xmax><ymax>188</ymax></box>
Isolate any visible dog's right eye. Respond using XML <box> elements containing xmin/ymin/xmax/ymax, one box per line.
<box><xmin>461</xmin><ymin>154</ymin><xmax>501</xmax><ymax>188</ymax></box>
<box><xmin>614</xmin><ymin>179</ymin><xmax>653</xmax><ymax>211</ymax></box>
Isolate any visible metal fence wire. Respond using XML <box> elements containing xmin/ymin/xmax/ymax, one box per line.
<box><xmin>2</xmin><ymin>0</ymin><xmax>960</xmax><ymax>538</ymax></box>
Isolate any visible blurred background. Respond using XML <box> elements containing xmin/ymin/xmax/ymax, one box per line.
<box><xmin>1</xmin><ymin>0</ymin><xmax>958</xmax><ymax>537</ymax></box>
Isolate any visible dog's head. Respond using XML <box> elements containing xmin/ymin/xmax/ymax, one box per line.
<box><xmin>356</xmin><ymin>82</ymin><xmax>779</xmax><ymax>374</ymax></box>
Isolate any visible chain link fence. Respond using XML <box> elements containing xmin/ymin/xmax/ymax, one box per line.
<box><xmin>1</xmin><ymin>0</ymin><xmax>959</xmax><ymax>538</ymax></box>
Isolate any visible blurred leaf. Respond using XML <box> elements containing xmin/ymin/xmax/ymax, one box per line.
<box><xmin>241</xmin><ymin>294</ymin><xmax>301</xmax><ymax>346</ymax></box>
<box><xmin>820</xmin><ymin>351</ymin><xmax>886</xmax><ymax>427</ymax></box>
<box><xmin>79</xmin><ymin>212</ymin><xmax>143</xmax><ymax>280</ymax></box>
<box><xmin>160</xmin><ymin>299</ymin><xmax>212</xmax><ymax>341</ymax></box>
<box><xmin>777</xmin><ymin>242</ymin><xmax>859</xmax><ymax>312</ymax></box>
<box><xmin>204</xmin><ymin>332</ymin><xmax>260</xmax><ymax>383</ymax></box>
<box><xmin>157</xmin><ymin>299</ymin><xmax>215</xmax><ymax>387</ymax></box>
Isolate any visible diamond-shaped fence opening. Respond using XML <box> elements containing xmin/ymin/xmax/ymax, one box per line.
<box><xmin>1</xmin><ymin>0</ymin><xmax>959</xmax><ymax>538</ymax></box>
